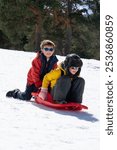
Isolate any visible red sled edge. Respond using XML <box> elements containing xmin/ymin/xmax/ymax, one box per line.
<box><xmin>32</xmin><ymin>92</ymin><xmax>88</xmax><ymax>111</ymax></box>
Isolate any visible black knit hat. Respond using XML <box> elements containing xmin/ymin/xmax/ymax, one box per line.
<box><xmin>64</xmin><ymin>53</ymin><xmax>83</xmax><ymax>69</ymax></box>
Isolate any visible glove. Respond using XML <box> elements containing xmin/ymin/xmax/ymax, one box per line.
<box><xmin>38</xmin><ymin>88</ymin><xmax>48</xmax><ymax>100</ymax></box>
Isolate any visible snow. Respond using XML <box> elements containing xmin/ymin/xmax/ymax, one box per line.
<box><xmin>0</xmin><ymin>49</ymin><xmax>100</xmax><ymax>150</ymax></box>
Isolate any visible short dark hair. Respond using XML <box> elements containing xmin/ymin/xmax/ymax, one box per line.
<box><xmin>40</xmin><ymin>40</ymin><xmax>55</xmax><ymax>49</ymax></box>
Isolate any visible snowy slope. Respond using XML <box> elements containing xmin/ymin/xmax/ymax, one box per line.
<box><xmin>0</xmin><ymin>49</ymin><xmax>100</xmax><ymax>150</ymax></box>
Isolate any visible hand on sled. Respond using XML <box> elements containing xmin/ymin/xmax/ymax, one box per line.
<box><xmin>38</xmin><ymin>88</ymin><xmax>48</xmax><ymax>100</ymax></box>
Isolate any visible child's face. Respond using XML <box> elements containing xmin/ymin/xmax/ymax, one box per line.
<box><xmin>41</xmin><ymin>44</ymin><xmax>55</xmax><ymax>58</ymax></box>
<box><xmin>69</xmin><ymin>67</ymin><xmax>79</xmax><ymax>75</ymax></box>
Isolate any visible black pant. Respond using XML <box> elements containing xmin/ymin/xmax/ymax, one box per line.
<box><xmin>16</xmin><ymin>84</ymin><xmax>38</xmax><ymax>100</ymax></box>
<box><xmin>51</xmin><ymin>76</ymin><xmax>85</xmax><ymax>103</ymax></box>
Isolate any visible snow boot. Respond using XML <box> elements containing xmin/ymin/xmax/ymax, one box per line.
<box><xmin>6</xmin><ymin>89</ymin><xmax>20</xmax><ymax>98</ymax></box>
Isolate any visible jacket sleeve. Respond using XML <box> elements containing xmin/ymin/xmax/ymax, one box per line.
<box><xmin>42</xmin><ymin>69</ymin><xmax>61</xmax><ymax>89</ymax></box>
<box><xmin>27</xmin><ymin>56</ymin><xmax>58</xmax><ymax>88</ymax></box>
<box><xmin>30</xmin><ymin>57</ymin><xmax>42</xmax><ymax>87</ymax></box>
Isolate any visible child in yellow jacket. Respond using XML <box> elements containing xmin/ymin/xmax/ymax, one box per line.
<box><xmin>38</xmin><ymin>53</ymin><xmax>85</xmax><ymax>104</ymax></box>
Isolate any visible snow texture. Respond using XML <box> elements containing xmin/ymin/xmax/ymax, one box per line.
<box><xmin>0</xmin><ymin>49</ymin><xmax>100</xmax><ymax>150</ymax></box>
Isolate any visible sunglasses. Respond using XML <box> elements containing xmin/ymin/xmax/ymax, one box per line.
<box><xmin>70</xmin><ymin>67</ymin><xmax>79</xmax><ymax>70</ymax></box>
<box><xmin>43</xmin><ymin>47</ymin><xmax>54</xmax><ymax>51</ymax></box>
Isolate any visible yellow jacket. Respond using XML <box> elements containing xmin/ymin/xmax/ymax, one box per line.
<box><xmin>42</xmin><ymin>64</ymin><xmax>66</xmax><ymax>89</ymax></box>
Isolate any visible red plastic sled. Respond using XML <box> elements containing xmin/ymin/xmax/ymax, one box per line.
<box><xmin>32</xmin><ymin>92</ymin><xmax>88</xmax><ymax>111</ymax></box>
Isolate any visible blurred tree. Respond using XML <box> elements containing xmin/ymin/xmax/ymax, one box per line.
<box><xmin>0</xmin><ymin>0</ymin><xmax>100</xmax><ymax>59</ymax></box>
<box><xmin>0</xmin><ymin>30</ymin><xmax>11</xmax><ymax>48</ymax></box>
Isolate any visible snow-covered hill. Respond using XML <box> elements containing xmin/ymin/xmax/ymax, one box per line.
<box><xmin>0</xmin><ymin>49</ymin><xmax>100</xmax><ymax>150</ymax></box>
